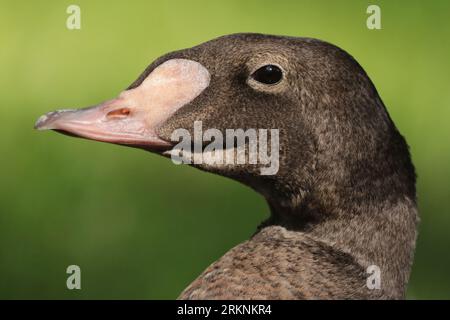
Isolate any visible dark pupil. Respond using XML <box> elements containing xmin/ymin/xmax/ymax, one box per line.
<box><xmin>252</xmin><ymin>65</ymin><xmax>282</xmax><ymax>84</ymax></box>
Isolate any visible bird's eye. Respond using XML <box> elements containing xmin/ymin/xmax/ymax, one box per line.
<box><xmin>251</xmin><ymin>65</ymin><xmax>283</xmax><ymax>85</ymax></box>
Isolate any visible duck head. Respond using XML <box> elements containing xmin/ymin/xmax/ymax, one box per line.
<box><xmin>36</xmin><ymin>35</ymin><xmax>417</xmax><ymax>296</ymax></box>
<box><xmin>36</xmin><ymin>33</ymin><xmax>416</xmax><ymax>220</ymax></box>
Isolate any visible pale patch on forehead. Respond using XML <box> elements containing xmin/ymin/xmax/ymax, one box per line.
<box><xmin>118</xmin><ymin>59</ymin><xmax>210</xmax><ymax>128</ymax></box>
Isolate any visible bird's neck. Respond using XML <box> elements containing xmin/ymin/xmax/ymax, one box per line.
<box><xmin>262</xmin><ymin>180</ymin><xmax>418</xmax><ymax>298</ymax></box>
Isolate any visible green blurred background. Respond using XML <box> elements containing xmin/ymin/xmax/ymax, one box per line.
<box><xmin>0</xmin><ymin>0</ymin><xmax>449</xmax><ymax>299</ymax></box>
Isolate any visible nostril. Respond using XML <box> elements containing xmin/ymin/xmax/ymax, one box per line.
<box><xmin>106</xmin><ymin>107</ymin><xmax>131</xmax><ymax>119</ymax></box>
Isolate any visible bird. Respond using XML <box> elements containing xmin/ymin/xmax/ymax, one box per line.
<box><xmin>35</xmin><ymin>33</ymin><xmax>418</xmax><ymax>299</ymax></box>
